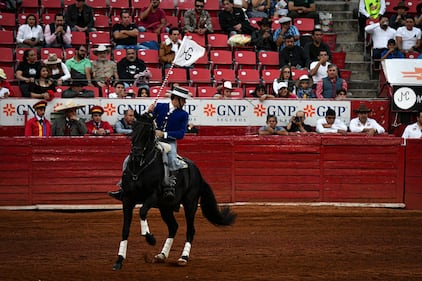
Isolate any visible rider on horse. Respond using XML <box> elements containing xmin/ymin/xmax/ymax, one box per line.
<box><xmin>109</xmin><ymin>86</ymin><xmax>190</xmax><ymax>201</ymax></box>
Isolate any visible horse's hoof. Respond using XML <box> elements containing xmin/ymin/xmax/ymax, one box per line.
<box><xmin>177</xmin><ymin>256</ymin><xmax>189</xmax><ymax>266</ymax></box>
<box><xmin>144</xmin><ymin>232</ymin><xmax>156</xmax><ymax>246</ymax></box>
<box><xmin>153</xmin><ymin>253</ymin><xmax>166</xmax><ymax>263</ymax></box>
<box><xmin>113</xmin><ymin>255</ymin><xmax>124</xmax><ymax>270</ymax></box>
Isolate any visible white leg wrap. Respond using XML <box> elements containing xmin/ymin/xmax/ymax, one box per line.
<box><xmin>118</xmin><ymin>240</ymin><xmax>128</xmax><ymax>259</ymax></box>
<box><xmin>181</xmin><ymin>242</ymin><xmax>191</xmax><ymax>257</ymax></box>
<box><xmin>161</xmin><ymin>238</ymin><xmax>174</xmax><ymax>258</ymax></box>
<box><xmin>140</xmin><ymin>219</ymin><xmax>150</xmax><ymax>235</ymax></box>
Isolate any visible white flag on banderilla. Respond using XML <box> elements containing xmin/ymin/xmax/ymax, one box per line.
<box><xmin>172</xmin><ymin>36</ymin><xmax>206</xmax><ymax>67</ymax></box>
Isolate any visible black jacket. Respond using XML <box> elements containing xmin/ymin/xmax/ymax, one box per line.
<box><xmin>279</xmin><ymin>46</ymin><xmax>310</xmax><ymax>69</ymax></box>
<box><xmin>218</xmin><ymin>8</ymin><xmax>256</xmax><ymax>35</ymax></box>
<box><xmin>65</xmin><ymin>3</ymin><xmax>94</xmax><ymax>29</ymax></box>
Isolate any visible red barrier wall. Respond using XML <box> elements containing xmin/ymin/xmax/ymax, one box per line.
<box><xmin>0</xmin><ymin>135</ymin><xmax>412</xmax><ymax>208</ymax></box>
<box><xmin>404</xmin><ymin>139</ymin><xmax>422</xmax><ymax>210</ymax></box>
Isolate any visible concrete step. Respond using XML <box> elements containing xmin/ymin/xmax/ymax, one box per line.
<box><xmin>335</xmin><ymin>41</ymin><xmax>364</xmax><ymax>52</ymax></box>
<box><xmin>316</xmin><ymin>1</ymin><xmax>358</xmax><ymax>12</ymax></box>
<box><xmin>349</xmin><ymin>89</ymin><xmax>379</xmax><ymax>98</ymax></box>
<box><xmin>332</xmin><ymin>19</ymin><xmax>358</xmax><ymax>32</ymax></box>
<box><xmin>349</xmin><ymin>80</ymin><xmax>379</xmax><ymax>90</ymax></box>
<box><xmin>335</xmin><ymin>31</ymin><xmax>359</xmax><ymax>43</ymax></box>
<box><xmin>344</xmin><ymin>51</ymin><xmax>364</xmax><ymax>62</ymax></box>
<box><xmin>348</xmin><ymin>70</ymin><xmax>370</xmax><ymax>80</ymax></box>
<box><xmin>345</xmin><ymin>61</ymin><xmax>370</xmax><ymax>72</ymax></box>
<box><xmin>330</xmin><ymin>11</ymin><xmax>354</xmax><ymax>20</ymax></box>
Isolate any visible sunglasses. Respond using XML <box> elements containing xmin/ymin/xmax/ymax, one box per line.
<box><xmin>195</xmin><ymin>4</ymin><xmax>204</xmax><ymax>7</ymax></box>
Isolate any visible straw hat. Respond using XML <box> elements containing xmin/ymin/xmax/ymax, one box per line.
<box><xmin>167</xmin><ymin>86</ymin><xmax>191</xmax><ymax>99</ymax></box>
<box><xmin>43</xmin><ymin>53</ymin><xmax>62</xmax><ymax>65</ymax></box>
<box><xmin>55</xmin><ymin>101</ymin><xmax>85</xmax><ymax>112</ymax></box>
<box><xmin>0</xmin><ymin>68</ymin><xmax>7</xmax><ymax>79</ymax></box>
<box><xmin>393</xmin><ymin>1</ymin><xmax>409</xmax><ymax>11</ymax></box>
<box><xmin>278</xmin><ymin>17</ymin><xmax>292</xmax><ymax>24</ymax></box>
<box><xmin>93</xmin><ymin>44</ymin><xmax>110</xmax><ymax>54</ymax></box>
<box><xmin>223</xmin><ymin>81</ymin><xmax>233</xmax><ymax>90</ymax></box>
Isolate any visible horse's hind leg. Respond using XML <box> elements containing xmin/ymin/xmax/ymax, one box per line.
<box><xmin>154</xmin><ymin>208</ymin><xmax>178</xmax><ymax>263</ymax></box>
<box><xmin>177</xmin><ymin>203</ymin><xmax>198</xmax><ymax>266</ymax></box>
<box><xmin>113</xmin><ymin>201</ymin><xmax>135</xmax><ymax>270</ymax></box>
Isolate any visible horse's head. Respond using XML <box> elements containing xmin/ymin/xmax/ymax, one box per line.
<box><xmin>131</xmin><ymin>112</ymin><xmax>156</xmax><ymax>152</ymax></box>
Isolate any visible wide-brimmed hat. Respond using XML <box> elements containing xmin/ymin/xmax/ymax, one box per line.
<box><xmin>299</xmin><ymin>74</ymin><xmax>310</xmax><ymax>81</ymax></box>
<box><xmin>90</xmin><ymin>105</ymin><xmax>104</xmax><ymax>115</ymax></box>
<box><xmin>223</xmin><ymin>81</ymin><xmax>233</xmax><ymax>90</ymax></box>
<box><xmin>43</xmin><ymin>53</ymin><xmax>62</xmax><ymax>65</ymax></box>
<box><xmin>55</xmin><ymin>101</ymin><xmax>85</xmax><ymax>112</ymax></box>
<box><xmin>33</xmin><ymin>100</ymin><xmax>48</xmax><ymax>109</ymax></box>
<box><xmin>278</xmin><ymin>17</ymin><xmax>292</xmax><ymax>24</ymax></box>
<box><xmin>354</xmin><ymin>104</ymin><xmax>372</xmax><ymax>113</ymax></box>
<box><xmin>393</xmin><ymin>1</ymin><xmax>409</xmax><ymax>11</ymax></box>
<box><xmin>258</xmin><ymin>17</ymin><xmax>272</xmax><ymax>26</ymax></box>
<box><xmin>167</xmin><ymin>86</ymin><xmax>191</xmax><ymax>99</ymax></box>
<box><xmin>0</xmin><ymin>68</ymin><xmax>7</xmax><ymax>79</ymax></box>
<box><xmin>93</xmin><ymin>44</ymin><xmax>110</xmax><ymax>54</ymax></box>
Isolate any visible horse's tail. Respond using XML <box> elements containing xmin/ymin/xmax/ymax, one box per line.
<box><xmin>197</xmin><ymin>169</ymin><xmax>236</xmax><ymax>226</ymax></box>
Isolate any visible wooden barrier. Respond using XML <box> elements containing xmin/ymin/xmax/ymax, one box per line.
<box><xmin>0</xmin><ymin>135</ymin><xmax>413</xmax><ymax>208</ymax></box>
<box><xmin>404</xmin><ymin>139</ymin><xmax>422</xmax><ymax>210</ymax></box>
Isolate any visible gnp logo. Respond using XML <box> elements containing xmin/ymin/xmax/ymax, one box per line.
<box><xmin>203</xmin><ymin>104</ymin><xmax>247</xmax><ymax>117</ymax></box>
<box><xmin>2</xmin><ymin>104</ymin><xmax>15</xmax><ymax>117</ymax></box>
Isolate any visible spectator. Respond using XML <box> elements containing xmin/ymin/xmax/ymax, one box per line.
<box><xmin>335</xmin><ymin>88</ymin><xmax>348</xmax><ymax>100</ymax></box>
<box><xmin>52</xmin><ymin>101</ymin><xmax>87</xmax><ymax>136</ymax></box>
<box><xmin>183</xmin><ymin>0</ymin><xmax>213</xmax><ymax>35</ymax></box>
<box><xmin>401</xmin><ymin>111</ymin><xmax>422</xmax><ymax>139</ymax></box>
<box><xmin>214</xmin><ymin>81</ymin><xmax>234</xmax><ymax>99</ymax></box>
<box><xmin>316</xmin><ymin>107</ymin><xmax>347</xmax><ymax>134</ymax></box>
<box><xmin>29</xmin><ymin>65</ymin><xmax>56</xmax><ymax>100</ymax></box>
<box><xmin>0</xmin><ymin>68</ymin><xmax>14</xmax><ymax>98</ymax></box>
<box><xmin>273</xmin><ymin>17</ymin><xmax>300</xmax><ymax>51</ymax></box>
<box><xmin>108</xmin><ymin>81</ymin><xmax>127</xmax><ymax>98</ymax></box>
<box><xmin>252</xmin><ymin>17</ymin><xmax>277</xmax><ymax>51</ymax></box>
<box><xmin>138</xmin><ymin>0</ymin><xmax>167</xmax><ymax>35</ymax></box>
<box><xmin>364</xmin><ymin>15</ymin><xmax>396</xmax><ymax>61</ymax></box>
<box><xmin>65</xmin><ymin>45</ymin><xmax>92</xmax><ymax>86</ymax></box>
<box><xmin>61</xmin><ymin>80</ymin><xmax>94</xmax><ymax>98</ymax></box>
<box><xmin>246</xmin><ymin>0</ymin><xmax>271</xmax><ymax>18</ymax></box>
<box><xmin>349</xmin><ymin>104</ymin><xmax>385</xmax><ymax>136</ymax></box>
<box><xmin>86</xmin><ymin>106</ymin><xmax>114</xmax><ymax>136</ymax></box>
<box><xmin>309</xmin><ymin>49</ymin><xmax>330</xmax><ymax>87</ymax></box>
<box><xmin>287</xmin><ymin>0</ymin><xmax>319</xmax><ymax>25</ymax></box>
<box><xmin>24</xmin><ymin>100</ymin><xmax>52</xmax><ymax>137</ymax></box>
<box><xmin>44</xmin><ymin>13</ymin><xmax>72</xmax><ymax>49</ymax></box>
<box><xmin>15</xmin><ymin>49</ymin><xmax>42</xmax><ymax>97</ymax></box>
<box><xmin>117</xmin><ymin>48</ymin><xmax>147</xmax><ymax>87</ymax></box>
<box><xmin>380</xmin><ymin>39</ymin><xmax>404</xmax><ymax>59</ymax></box>
<box><xmin>303</xmin><ymin>28</ymin><xmax>333</xmax><ymax>63</ymax></box>
<box><xmin>64</xmin><ymin>0</ymin><xmax>96</xmax><ymax>33</ymax></box>
<box><xmin>274</xmin><ymin>65</ymin><xmax>296</xmax><ymax>94</ymax></box>
<box><xmin>389</xmin><ymin>1</ymin><xmax>408</xmax><ymax>30</ymax></box>
<box><xmin>16</xmin><ymin>14</ymin><xmax>44</xmax><ymax>50</ymax></box>
<box><xmin>358</xmin><ymin>0</ymin><xmax>386</xmax><ymax>41</ymax></box>
<box><xmin>138</xmin><ymin>87</ymin><xmax>150</xmax><ymax>97</ymax></box>
<box><xmin>43</xmin><ymin>54</ymin><xmax>71</xmax><ymax>86</ymax></box>
<box><xmin>296</xmin><ymin>74</ymin><xmax>314</xmax><ymax>98</ymax></box>
<box><xmin>273</xmin><ymin>81</ymin><xmax>297</xmax><ymax>98</ymax></box>
<box><xmin>115</xmin><ymin>109</ymin><xmax>135</xmax><ymax>135</ymax></box>
<box><xmin>315</xmin><ymin>64</ymin><xmax>348</xmax><ymax>99</ymax></box>
<box><xmin>159</xmin><ymin>27</ymin><xmax>182</xmax><ymax>68</ymax></box>
<box><xmin>286</xmin><ymin>110</ymin><xmax>312</xmax><ymax>133</ymax></box>
<box><xmin>273</xmin><ymin>0</ymin><xmax>289</xmax><ymax>19</ymax></box>
<box><xmin>91</xmin><ymin>44</ymin><xmax>118</xmax><ymax>88</ymax></box>
<box><xmin>133</xmin><ymin>68</ymin><xmax>152</xmax><ymax>91</ymax></box>
<box><xmin>219</xmin><ymin>0</ymin><xmax>256</xmax><ymax>36</ymax></box>
<box><xmin>251</xmin><ymin>84</ymin><xmax>275</xmax><ymax>101</ymax></box>
<box><xmin>278</xmin><ymin>35</ymin><xmax>310</xmax><ymax>69</ymax></box>
<box><xmin>112</xmin><ymin>10</ymin><xmax>140</xmax><ymax>50</ymax></box>
<box><xmin>396</xmin><ymin>17</ymin><xmax>421</xmax><ymax>54</ymax></box>
<box><xmin>259</xmin><ymin>114</ymin><xmax>288</xmax><ymax>135</ymax></box>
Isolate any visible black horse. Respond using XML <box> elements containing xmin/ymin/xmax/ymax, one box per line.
<box><xmin>113</xmin><ymin>112</ymin><xmax>236</xmax><ymax>270</ymax></box>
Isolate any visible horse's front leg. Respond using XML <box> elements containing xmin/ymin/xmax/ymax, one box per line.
<box><xmin>113</xmin><ymin>201</ymin><xmax>136</xmax><ymax>270</ymax></box>
<box><xmin>139</xmin><ymin>192</ymin><xmax>159</xmax><ymax>246</ymax></box>
<box><xmin>154</xmin><ymin>208</ymin><xmax>178</xmax><ymax>263</ymax></box>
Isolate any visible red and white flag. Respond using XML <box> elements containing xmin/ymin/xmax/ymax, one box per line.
<box><xmin>173</xmin><ymin>37</ymin><xmax>206</xmax><ymax>67</ymax></box>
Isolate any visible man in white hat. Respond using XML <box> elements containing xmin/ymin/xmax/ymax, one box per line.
<box><xmin>109</xmin><ymin>87</ymin><xmax>190</xmax><ymax>201</ymax></box>
<box><xmin>52</xmin><ymin>102</ymin><xmax>87</xmax><ymax>136</ymax></box>
<box><xmin>213</xmin><ymin>81</ymin><xmax>233</xmax><ymax>99</ymax></box>
<box><xmin>272</xmin><ymin>16</ymin><xmax>300</xmax><ymax>50</ymax></box>
<box><xmin>91</xmin><ymin>44</ymin><xmax>118</xmax><ymax>88</ymax></box>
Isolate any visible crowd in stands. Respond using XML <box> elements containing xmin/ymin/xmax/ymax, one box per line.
<box><xmin>0</xmin><ymin>0</ymin><xmax>419</xmax><ymax>101</ymax></box>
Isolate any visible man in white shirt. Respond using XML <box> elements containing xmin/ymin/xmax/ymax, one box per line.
<box><xmin>309</xmin><ymin>50</ymin><xmax>330</xmax><ymax>87</ymax></box>
<box><xmin>402</xmin><ymin>111</ymin><xmax>422</xmax><ymax>139</ymax></box>
<box><xmin>365</xmin><ymin>15</ymin><xmax>396</xmax><ymax>60</ymax></box>
<box><xmin>396</xmin><ymin>17</ymin><xmax>421</xmax><ymax>53</ymax></box>
<box><xmin>349</xmin><ymin>104</ymin><xmax>385</xmax><ymax>136</ymax></box>
<box><xmin>316</xmin><ymin>108</ymin><xmax>347</xmax><ymax>134</ymax></box>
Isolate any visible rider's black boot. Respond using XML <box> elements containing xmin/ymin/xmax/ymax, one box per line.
<box><xmin>108</xmin><ymin>189</ymin><xmax>123</xmax><ymax>201</ymax></box>
<box><xmin>162</xmin><ymin>171</ymin><xmax>177</xmax><ymax>200</ymax></box>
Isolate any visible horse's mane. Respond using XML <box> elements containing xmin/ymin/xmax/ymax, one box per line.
<box><xmin>131</xmin><ymin>112</ymin><xmax>156</xmax><ymax>151</ymax></box>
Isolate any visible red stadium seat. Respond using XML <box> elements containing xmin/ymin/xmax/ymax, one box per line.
<box><xmin>108</xmin><ymin>0</ymin><xmax>130</xmax><ymax>16</ymax></box>
<box><xmin>148</xmin><ymin>67</ymin><xmax>164</xmax><ymax>85</ymax></box>
<box><xmin>19</xmin><ymin>0</ymin><xmax>40</xmax><ymax>14</ymax></box>
<box><xmin>185</xmin><ymin>33</ymin><xmax>206</xmax><ymax>47</ymax></box>
<box><xmin>165</xmin><ymin>68</ymin><xmax>188</xmax><ymax>85</ymax></box>
<box><xmin>248</xmin><ymin>18</ymin><xmax>261</xmax><ymax>29</ymax></box>
<box><xmin>40</xmin><ymin>0</ymin><xmax>63</xmax><ymax>14</ymax></box>
<box><xmin>291</xmin><ymin>69</ymin><xmax>309</xmax><ymax>80</ymax></box>
<box><xmin>71</xmin><ymin>31</ymin><xmax>87</xmax><ymax>46</ymax></box>
<box><xmin>213</xmin><ymin>69</ymin><xmax>236</xmax><ymax>85</ymax></box>
<box><xmin>113</xmin><ymin>49</ymin><xmax>126</xmax><ymax>62</ymax></box>
<box><xmin>40</xmin><ymin>48</ymin><xmax>64</xmax><ymax>60</ymax></box>
<box><xmin>166</xmin><ymin>15</ymin><xmax>179</xmax><ymax>29</ymax></box>
<box><xmin>93</xmin><ymin>14</ymin><xmax>110</xmax><ymax>31</ymax></box>
<box><xmin>339</xmin><ymin>69</ymin><xmax>352</xmax><ymax>82</ymax></box>
<box><xmin>258</xmin><ymin>51</ymin><xmax>280</xmax><ymax>71</ymax></box>
<box><xmin>41</xmin><ymin>13</ymin><xmax>56</xmax><ymax>25</ymax></box>
<box><xmin>237</xmin><ymin>69</ymin><xmax>261</xmax><ymax>89</ymax></box>
<box><xmin>158</xmin><ymin>0</ymin><xmax>177</xmax><ymax>16</ymax></box>
<box><xmin>137</xmin><ymin>32</ymin><xmax>158</xmax><ymax>44</ymax></box>
<box><xmin>261</xmin><ymin>69</ymin><xmax>281</xmax><ymax>84</ymax></box>
<box><xmin>189</xmin><ymin>68</ymin><xmax>212</xmax><ymax>87</ymax></box>
<box><xmin>234</xmin><ymin>50</ymin><xmax>257</xmax><ymax>71</ymax></box>
<box><xmin>0</xmin><ymin>30</ymin><xmax>15</xmax><ymax>47</ymax></box>
<box><xmin>210</xmin><ymin>16</ymin><xmax>222</xmax><ymax>33</ymax></box>
<box><xmin>150</xmin><ymin>86</ymin><xmax>170</xmax><ymax>97</ymax></box>
<box><xmin>209</xmin><ymin>50</ymin><xmax>233</xmax><ymax>70</ymax></box>
<box><xmin>89</xmin><ymin>31</ymin><xmax>111</xmax><ymax>46</ymax></box>
<box><xmin>207</xmin><ymin>33</ymin><xmax>230</xmax><ymax>50</ymax></box>
<box><xmin>331</xmin><ymin>51</ymin><xmax>346</xmax><ymax>70</ymax></box>
<box><xmin>137</xmin><ymin>49</ymin><xmax>160</xmax><ymax>68</ymax></box>
<box><xmin>230</xmin><ymin>87</ymin><xmax>244</xmax><ymax>99</ymax></box>
<box><xmin>294</xmin><ymin>18</ymin><xmax>314</xmax><ymax>35</ymax></box>
<box><xmin>86</xmin><ymin>0</ymin><xmax>108</xmax><ymax>15</ymax></box>
<box><xmin>322</xmin><ymin>33</ymin><xmax>337</xmax><ymax>52</ymax></box>
<box><xmin>0</xmin><ymin>48</ymin><xmax>14</xmax><ymax>64</ymax></box>
<box><xmin>0</xmin><ymin>13</ymin><xmax>18</xmax><ymax>31</ymax></box>
<box><xmin>64</xmin><ymin>48</ymin><xmax>76</xmax><ymax>60</ymax></box>
<box><xmin>1</xmin><ymin>66</ymin><xmax>15</xmax><ymax>82</ymax></box>
<box><xmin>197</xmin><ymin>86</ymin><xmax>216</xmax><ymax>98</ymax></box>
